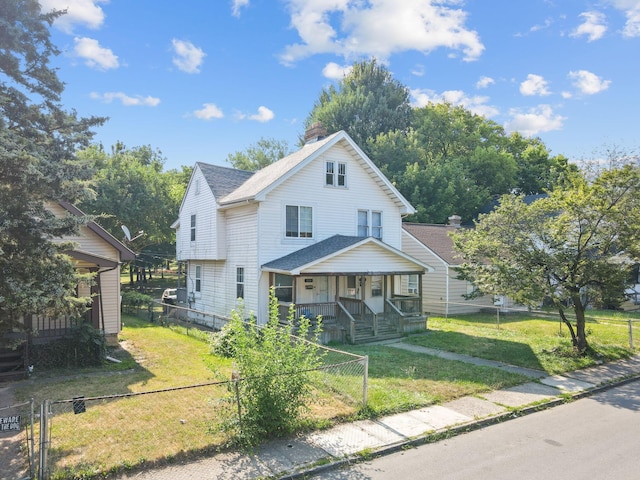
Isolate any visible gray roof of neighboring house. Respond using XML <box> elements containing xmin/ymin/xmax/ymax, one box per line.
<box><xmin>402</xmin><ymin>222</ymin><xmax>463</xmax><ymax>266</ymax></box>
<box><xmin>196</xmin><ymin>162</ymin><xmax>254</xmax><ymax>199</ymax></box>
<box><xmin>262</xmin><ymin>235</ymin><xmax>364</xmax><ymax>272</ymax></box>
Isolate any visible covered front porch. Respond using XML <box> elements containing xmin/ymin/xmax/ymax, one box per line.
<box><xmin>262</xmin><ymin>235</ymin><xmax>433</xmax><ymax>344</ymax></box>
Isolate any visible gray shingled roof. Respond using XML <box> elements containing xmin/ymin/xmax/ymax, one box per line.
<box><xmin>196</xmin><ymin>162</ymin><xmax>254</xmax><ymax>200</ymax></box>
<box><xmin>262</xmin><ymin>235</ymin><xmax>365</xmax><ymax>272</ymax></box>
<box><xmin>402</xmin><ymin>222</ymin><xmax>463</xmax><ymax>265</ymax></box>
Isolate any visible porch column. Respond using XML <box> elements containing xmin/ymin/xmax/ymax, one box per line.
<box><xmin>418</xmin><ymin>272</ymin><xmax>424</xmax><ymax>314</ymax></box>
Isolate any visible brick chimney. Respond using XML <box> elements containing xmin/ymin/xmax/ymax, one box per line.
<box><xmin>448</xmin><ymin>215</ymin><xmax>461</xmax><ymax>228</ymax></box>
<box><xmin>304</xmin><ymin>122</ymin><xmax>328</xmax><ymax>144</ymax></box>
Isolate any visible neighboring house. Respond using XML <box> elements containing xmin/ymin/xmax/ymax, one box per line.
<box><xmin>173</xmin><ymin>129</ymin><xmax>433</xmax><ymax>343</ymax></box>
<box><xmin>43</xmin><ymin>202</ymin><xmax>135</xmax><ymax>344</ymax></box>
<box><xmin>402</xmin><ymin>217</ymin><xmax>497</xmax><ymax>316</ymax></box>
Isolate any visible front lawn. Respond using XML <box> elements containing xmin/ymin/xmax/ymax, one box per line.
<box><xmin>406</xmin><ymin>311</ymin><xmax>639</xmax><ymax>374</ymax></box>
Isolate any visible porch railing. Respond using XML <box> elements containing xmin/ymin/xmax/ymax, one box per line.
<box><xmin>277</xmin><ymin>302</ymin><xmax>338</xmax><ymax>324</ymax></box>
<box><xmin>388</xmin><ymin>295</ymin><xmax>422</xmax><ymax>315</ymax></box>
<box><xmin>28</xmin><ymin>315</ymin><xmax>82</xmax><ymax>341</ymax></box>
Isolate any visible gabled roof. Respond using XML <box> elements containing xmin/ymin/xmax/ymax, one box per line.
<box><xmin>402</xmin><ymin>222</ymin><xmax>462</xmax><ymax>266</ymax></box>
<box><xmin>196</xmin><ymin>162</ymin><xmax>254</xmax><ymax>199</ymax></box>
<box><xmin>262</xmin><ymin>234</ymin><xmax>432</xmax><ymax>275</ymax></box>
<box><xmin>217</xmin><ymin>130</ymin><xmax>415</xmax><ymax>214</ymax></box>
<box><xmin>59</xmin><ymin>202</ymin><xmax>136</xmax><ymax>261</ymax></box>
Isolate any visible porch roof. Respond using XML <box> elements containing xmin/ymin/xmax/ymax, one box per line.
<box><xmin>262</xmin><ymin>235</ymin><xmax>434</xmax><ymax>276</ymax></box>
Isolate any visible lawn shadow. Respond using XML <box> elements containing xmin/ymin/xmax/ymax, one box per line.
<box><xmin>405</xmin><ymin>330</ymin><xmax>547</xmax><ymax>372</ymax></box>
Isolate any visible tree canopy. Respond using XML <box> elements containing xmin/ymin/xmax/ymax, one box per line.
<box><xmin>305</xmin><ymin>59</ymin><xmax>412</xmax><ymax>153</ymax></box>
<box><xmin>304</xmin><ymin>60</ymin><xmax>572</xmax><ymax>223</ymax></box>
<box><xmin>0</xmin><ymin>1</ymin><xmax>105</xmax><ymax>331</ymax></box>
<box><xmin>226</xmin><ymin>137</ymin><xmax>290</xmax><ymax>171</ymax></box>
<box><xmin>78</xmin><ymin>142</ymin><xmax>190</xmax><ymax>277</ymax></box>
<box><xmin>452</xmin><ymin>165</ymin><xmax>640</xmax><ymax>352</ymax></box>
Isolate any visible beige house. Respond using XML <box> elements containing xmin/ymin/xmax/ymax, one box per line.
<box><xmin>37</xmin><ymin>202</ymin><xmax>136</xmax><ymax>343</ymax></box>
<box><xmin>402</xmin><ymin>217</ymin><xmax>495</xmax><ymax>316</ymax></box>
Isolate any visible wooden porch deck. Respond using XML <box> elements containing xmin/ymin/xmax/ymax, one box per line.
<box><xmin>278</xmin><ymin>296</ymin><xmax>427</xmax><ymax>344</ymax></box>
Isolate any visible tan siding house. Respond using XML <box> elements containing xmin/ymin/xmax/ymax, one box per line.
<box><xmin>402</xmin><ymin>219</ymin><xmax>494</xmax><ymax>316</ymax></box>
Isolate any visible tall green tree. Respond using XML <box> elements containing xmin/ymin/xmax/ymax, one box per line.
<box><xmin>78</xmin><ymin>143</ymin><xmax>188</xmax><ymax>280</ymax></box>
<box><xmin>452</xmin><ymin>165</ymin><xmax>640</xmax><ymax>352</ymax></box>
<box><xmin>226</xmin><ymin>137</ymin><xmax>290</xmax><ymax>171</ymax></box>
<box><xmin>305</xmin><ymin>59</ymin><xmax>411</xmax><ymax>155</ymax></box>
<box><xmin>0</xmin><ymin>1</ymin><xmax>105</xmax><ymax>332</ymax></box>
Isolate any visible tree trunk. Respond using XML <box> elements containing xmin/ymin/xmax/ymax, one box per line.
<box><xmin>572</xmin><ymin>294</ymin><xmax>588</xmax><ymax>352</ymax></box>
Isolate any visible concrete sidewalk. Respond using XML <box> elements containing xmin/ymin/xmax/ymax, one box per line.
<box><xmin>117</xmin><ymin>347</ymin><xmax>640</xmax><ymax>480</ymax></box>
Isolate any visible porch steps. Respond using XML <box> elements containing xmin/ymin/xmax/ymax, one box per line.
<box><xmin>0</xmin><ymin>346</ymin><xmax>26</xmax><ymax>382</ymax></box>
<box><xmin>352</xmin><ymin>320</ymin><xmax>402</xmax><ymax>344</ymax></box>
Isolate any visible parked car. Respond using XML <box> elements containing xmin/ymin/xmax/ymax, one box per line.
<box><xmin>161</xmin><ymin>288</ymin><xmax>177</xmax><ymax>305</ymax></box>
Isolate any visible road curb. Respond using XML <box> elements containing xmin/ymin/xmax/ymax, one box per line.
<box><xmin>279</xmin><ymin>372</ymin><xmax>640</xmax><ymax>479</ymax></box>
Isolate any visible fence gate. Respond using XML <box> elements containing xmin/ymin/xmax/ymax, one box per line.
<box><xmin>0</xmin><ymin>398</ymin><xmax>36</xmax><ymax>480</ymax></box>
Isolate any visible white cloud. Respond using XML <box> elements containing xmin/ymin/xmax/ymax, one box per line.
<box><xmin>476</xmin><ymin>76</ymin><xmax>495</xmax><ymax>89</ymax></box>
<box><xmin>410</xmin><ymin>88</ymin><xmax>499</xmax><ymax>118</ymax></box>
<box><xmin>40</xmin><ymin>0</ymin><xmax>107</xmax><ymax>33</ymax></box>
<box><xmin>322</xmin><ymin>62</ymin><xmax>353</xmax><ymax>80</ymax></box>
<box><xmin>505</xmin><ymin>105</ymin><xmax>565</xmax><ymax>136</ymax></box>
<box><xmin>193</xmin><ymin>103</ymin><xmax>224</xmax><ymax>120</ymax></box>
<box><xmin>608</xmin><ymin>0</ymin><xmax>640</xmax><ymax>37</ymax></box>
<box><xmin>232</xmin><ymin>0</ymin><xmax>250</xmax><ymax>17</ymax></box>
<box><xmin>570</xmin><ymin>11</ymin><xmax>607</xmax><ymax>41</ymax></box>
<box><xmin>90</xmin><ymin>92</ymin><xmax>160</xmax><ymax>106</ymax></box>
<box><xmin>520</xmin><ymin>74</ymin><xmax>551</xmax><ymax>96</ymax></box>
<box><xmin>568</xmin><ymin>70</ymin><xmax>611</xmax><ymax>94</ymax></box>
<box><xmin>73</xmin><ymin>37</ymin><xmax>119</xmax><ymax>70</ymax></box>
<box><xmin>172</xmin><ymin>39</ymin><xmax>206</xmax><ymax>74</ymax></box>
<box><xmin>250</xmin><ymin>106</ymin><xmax>275</xmax><ymax>122</ymax></box>
<box><xmin>279</xmin><ymin>0</ymin><xmax>484</xmax><ymax>65</ymax></box>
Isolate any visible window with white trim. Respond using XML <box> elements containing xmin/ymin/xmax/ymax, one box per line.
<box><xmin>190</xmin><ymin>214</ymin><xmax>196</xmax><ymax>242</ymax></box>
<box><xmin>408</xmin><ymin>274</ymin><xmax>419</xmax><ymax>295</ymax></box>
<box><xmin>286</xmin><ymin>205</ymin><xmax>313</xmax><ymax>238</ymax></box>
<box><xmin>357</xmin><ymin>210</ymin><xmax>369</xmax><ymax>236</ymax></box>
<box><xmin>236</xmin><ymin>267</ymin><xmax>244</xmax><ymax>299</ymax></box>
<box><xmin>357</xmin><ymin>210</ymin><xmax>383</xmax><ymax>239</ymax></box>
<box><xmin>274</xmin><ymin>273</ymin><xmax>293</xmax><ymax>302</ymax></box>
<box><xmin>325</xmin><ymin>161</ymin><xmax>346</xmax><ymax>187</ymax></box>
<box><xmin>194</xmin><ymin>264</ymin><xmax>202</xmax><ymax>293</ymax></box>
<box><xmin>371</xmin><ymin>276</ymin><xmax>383</xmax><ymax>297</ymax></box>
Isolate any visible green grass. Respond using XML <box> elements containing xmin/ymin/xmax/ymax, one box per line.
<box><xmin>14</xmin><ymin>308</ymin><xmax>639</xmax><ymax>478</ymax></box>
<box><xmin>338</xmin><ymin>344</ymin><xmax>529</xmax><ymax>416</ymax></box>
<box><xmin>405</xmin><ymin>311</ymin><xmax>638</xmax><ymax>374</ymax></box>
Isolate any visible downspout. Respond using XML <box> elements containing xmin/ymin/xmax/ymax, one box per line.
<box><xmin>445</xmin><ymin>266</ymin><xmax>450</xmax><ymax>318</ymax></box>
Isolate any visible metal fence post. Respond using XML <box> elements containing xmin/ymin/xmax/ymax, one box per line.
<box><xmin>38</xmin><ymin>400</ymin><xmax>49</xmax><ymax>480</ymax></box>
<box><xmin>29</xmin><ymin>398</ymin><xmax>35</xmax><ymax>480</ymax></box>
<box><xmin>629</xmin><ymin>319</ymin><xmax>634</xmax><ymax>349</ymax></box>
<box><xmin>362</xmin><ymin>355</ymin><xmax>369</xmax><ymax>407</ymax></box>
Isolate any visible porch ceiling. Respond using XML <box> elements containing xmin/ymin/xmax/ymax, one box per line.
<box><xmin>262</xmin><ymin>235</ymin><xmax>433</xmax><ymax>276</ymax></box>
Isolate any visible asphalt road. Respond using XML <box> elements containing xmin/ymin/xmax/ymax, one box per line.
<box><xmin>310</xmin><ymin>379</ymin><xmax>640</xmax><ymax>480</ymax></box>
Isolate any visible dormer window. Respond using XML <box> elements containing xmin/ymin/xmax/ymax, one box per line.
<box><xmin>325</xmin><ymin>161</ymin><xmax>346</xmax><ymax>187</ymax></box>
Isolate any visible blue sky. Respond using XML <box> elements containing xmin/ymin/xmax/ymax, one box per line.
<box><xmin>42</xmin><ymin>0</ymin><xmax>639</xmax><ymax>171</ymax></box>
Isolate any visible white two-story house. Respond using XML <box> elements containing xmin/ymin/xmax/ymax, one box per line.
<box><xmin>173</xmin><ymin>129</ymin><xmax>432</xmax><ymax>343</ymax></box>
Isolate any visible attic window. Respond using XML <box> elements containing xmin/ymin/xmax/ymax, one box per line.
<box><xmin>325</xmin><ymin>161</ymin><xmax>346</xmax><ymax>187</ymax></box>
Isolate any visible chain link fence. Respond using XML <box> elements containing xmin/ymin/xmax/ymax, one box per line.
<box><xmin>36</xmin><ymin>323</ymin><xmax>368</xmax><ymax>479</ymax></box>
<box><xmin>0</xmin><ymin>398</ymin><xmax>36</xmax><ymax>480</ymax></box>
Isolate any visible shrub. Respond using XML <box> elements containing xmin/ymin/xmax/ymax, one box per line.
<box><xmin>223</xmin><ymin>288</ymin><xmax>324</xmax><ymax>446</ymax></box>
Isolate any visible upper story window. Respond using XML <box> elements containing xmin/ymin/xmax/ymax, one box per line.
<box><xmin>286</xmin><ymin>205</ymin><xmax>313</xmax><ymax>238</ymax></box>
<box><xmin>325</xmin><ymin>161</ymin><xmax>346</xmax><ymax>187</ymax></box>
<box><xmin>357</xmin><ymin>210</ymin><xmax>383</xmax><ymax>239</ymax></box>
<box><xmin>190</xmin><ymin>214</ymin><xmax>196</xmax><ymax>242</ymax></box>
